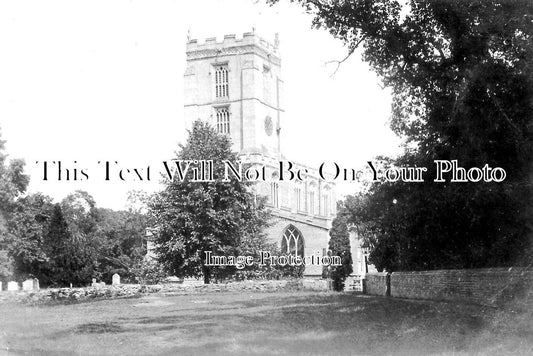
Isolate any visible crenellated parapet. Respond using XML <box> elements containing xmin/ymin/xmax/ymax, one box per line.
<box><xmin>186</xmin><ymin>32</ymin><xmax>281</xmax><ymax>65</ymax></box>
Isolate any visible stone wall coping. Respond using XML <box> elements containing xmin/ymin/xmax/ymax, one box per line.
<box><xmin>365</xmin><ymin>272</ymin><xmax>389</xmax><ymax>277</ymax></box>
<box><xmin>390</xmin><ymin>267</ymin><xmax>532</xmax><ymax>275</ymax></box>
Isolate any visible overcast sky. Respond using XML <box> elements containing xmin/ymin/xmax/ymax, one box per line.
<box><xmin>0</xmin><ymin>0</ymin><xmax>401</xmax><ymax>210</ymax></box>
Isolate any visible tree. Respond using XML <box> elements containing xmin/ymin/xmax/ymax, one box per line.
<box><xmin>0</xmin><ymin>123</ymin><xmax>152</xmax><ymax>285</ymax></box>
<box><xmin>271</xmin><ymin>0</ymin><xmax>533</xmax><ymax>271</ymax></box>
<box><xmin>61</xmin><ymin>190</ymin><xmax>100</xmax><ymax>238</ymax></box>
<box><xmin>0</xmin><ymin>127</ymin><xmax>29</xmax><ymax>212</ymax></box>
<box><xmin>149</xmin><ymin>120</ymin><xmax>268</xmax><ymax>283</ymax></box>
<box><xmin>96</xmin><ymin>206</ymin><xmax>148</xmax><ymax>283</ymax></box>
<box><xmin>0</xmin><ymin>126</ymin><xmax>30</xmax><ymax>283</ymax></box>
<box><xmin>0</xmin><ymin>250</ymin><xmax>14</xmax><ymax>282</ymax></box>
<box><xmin>45</xmin><ymin>204</ymin><xmax>73</xmax><ymax>286</ymax></box>
<box><xmin>5</xmin><ymin>193</ymin><xmax>54</xmax><ymax>280</ymax></box>
<box><xmin>55</xmin><ymin>191</ymin><xmax>101</xmax><ymax>285</ymax></box>
<box><xmin>327</xmin><ymin>208</ymin><xmax>353</xmax><ymax>291</ymax></box>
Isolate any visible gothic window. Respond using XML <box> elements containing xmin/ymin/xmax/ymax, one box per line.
<box><xmin>215</xmin><ymin>107</ymin><xmax>230</xmax><ymax>134</ymax></box>
<box><xmin>281</xmin><ymin>225</ymin><xmax>304</xmax><ymax>258</ymax></box>
<box><xmin>270</xmin><ymin>182</ymin><xmax>279</xmax><ymax>207</ymax></box>
<box><xmin>309</xmin><ymin>185</ymin><xmax>316</xmax><ymax>215</ymax></box>
<box><xmin>215</xmin><ymin>65</ymin><xmax>229</xmax><ymax>98</ymax></box>
<box><xmin>322</xmin><ymin>192</ymin><xmax>329</xmax><ymax>216</ymax></box>
<box><xmin>295</xmin><ymin>186</ymin><xmax>302</xmax><ymax>212</ymax></box>
<box><xmin>321</xmin><ymin>186</ymin><xmax>330</xmax><ymax>216</ymax></box>
<box><xmin>281</xmin><ymin>182</ymin><xmax>290</xmax><ymax>208</ymax></box>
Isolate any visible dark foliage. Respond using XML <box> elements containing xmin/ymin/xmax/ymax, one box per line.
<box><xmin>328</xmin><ymin>210</ymin><xmax>353</xmax><ymax>291</ymax></box>
<box><xmin>270</xmin><ymin>0</ymin><xmax>533</xmax><ymax>271</ymax></box>
<box><xmin>149</xmin><ymin>120</ymin><xmax>269</xmax><ymax>283</ymax></box>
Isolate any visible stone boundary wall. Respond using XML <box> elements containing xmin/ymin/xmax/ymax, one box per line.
<box><xmin>365</xmin><ymin>268</ymin><xmax>533</xmax><ymax>306</ymax></box>
<box><xmin>0</xmin><ymin>279</ymin><xmax>329</xmax><ymax>305</ymax></box>
<box><xmin>365</xmin><ymin>272</ymin><xmax>388</xmax><ymax>296</ymax></box>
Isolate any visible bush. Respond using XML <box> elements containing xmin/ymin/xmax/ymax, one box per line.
<box><xmin>328</xmin><ymin>215</ymin><xmax>353</xmax><ymax>291</ymax></box>
<box><xmin>231</xmin><ymin>246</ymin><xmax>305</xmax><ymax>281</ymax></box>
<box><xmin>132</xmin><ymin>259</ymin><xmax>166</xmax><ymax>285</ymax></box>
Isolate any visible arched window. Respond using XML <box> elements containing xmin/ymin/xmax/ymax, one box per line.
<box><xmin>321</xmin><ymin>185</ymin><xmax>330</xmax><ymax>216</ymax></box>
<box><xmin>270</xmin><ymin>173</ymin><xmax>279</xmax><ymax>207</ymax></box>
<box><xmin>294</xmin><ymin>182</ymin><xmax>305</xmax><ymax>212</ymax></box>
<box><xmin>215</xmin><ymin>65</ymin><xmax>229</xmax><ymax>98</ymax></box>
<box><xmin>281</xmin><ymin>225</ymin><xmax>304</xmax><ymax>258</ymax></box>
<box><xmin>308</xmin><ymin>182</ymin><xmax>317</xmax><ymax>215</ymax></box>
<box><xmin>270</xmin><ymin>182</ymin><xmax>279</xmax><ymax>207</ymax></box>
<box><xmin>322</xmin><ymin>193</ymin><xmax>329</xmax><ymax>216</ymax></box>
<box><xmin>215</xmin><ymin>107</ymin><xmax>230</xmax><ymax>134</ymax></box>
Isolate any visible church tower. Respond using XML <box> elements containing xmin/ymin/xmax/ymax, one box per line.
<box><xmin>146</xmin><ymin>32</ymin><xmax>364</xmax><ymax>282</ymax></box>
<box><xmin>184</xmin><ymin>32</ymin><xmax>283</xmax><ymax>158</ymax></box>
<box><xmin>182</xmin><ymin>31</ymin><xmax>337</xmax><ymax>278</ymax></box>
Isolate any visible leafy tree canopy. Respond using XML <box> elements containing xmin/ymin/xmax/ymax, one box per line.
<box><xmin>149</xmin><ymin>120</ymin><xmax>268</xmax><ymax>283</ymax></box>
<box><xmin>96</xmin><ymin>206</ymin><xmax>148</xmax><ymax>283</ymax></box>
<box><xmin>0</xmin><ymin>128</ymin><xmax>29</xmax><ymax>212</ymax></box>
<box><xmin>0</xmin><ymin>126</ymin><xmax>30</xmax><ymax>282</ymax></box>
<box><xmin>0</xmin><ymin>126</ymin><xmax>149</xmax><ymax>285</ymax></box>
<box><xmin>5</xmin><ymin>193</ymin><xmax>54</xmax><ymax>280</ymax></box>
<box><xmin>270</xmin><ymin>0</ymin><xmax>533</xmax><ymax>271</ymax></box>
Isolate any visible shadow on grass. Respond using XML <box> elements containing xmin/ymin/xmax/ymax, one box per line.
<box><xmin>5</xmin><ymin>289</ymin><xmax>533</xmax><ymax>355</ymax></box>
<box><xmin>75</xmin><ymin>322</ymin><xmax>125</xmax><ymax>334</ymax></box>
<box><xmin>111</xmin><ymin>293</ymin><xmax>490</xmax><ymax>355</ymax></box>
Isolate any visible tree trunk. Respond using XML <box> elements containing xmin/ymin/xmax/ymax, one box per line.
<box><xmin>202</xmin><ymin>266</ymin><xmax>210</xmax><ymax>284</ymax></box>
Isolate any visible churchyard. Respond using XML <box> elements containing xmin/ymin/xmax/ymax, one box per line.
<box><xmin>1</xmin><ymin>288</ymin><xmax>532</xmax><ymax>355</ymax></box>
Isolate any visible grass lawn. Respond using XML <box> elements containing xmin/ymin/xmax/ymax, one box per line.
<box><xmin>1</xmin><ymin>291</ymin><xmax>532</xmax><ymax>355</ymax></box>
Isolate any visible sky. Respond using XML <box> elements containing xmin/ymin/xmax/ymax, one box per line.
<box><xmin>0</xmin><ymin>0</ymin><xmax>401</xmax><ymax>210</ymax></box>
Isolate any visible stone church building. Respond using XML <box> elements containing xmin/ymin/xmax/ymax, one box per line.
<box><xmin>147</xmin><ymin>31</ymin><xmax>373</xmax><ymax>280</ymax></box>
<box><xmin>182</xmin><ymin>31</ymin><xmax>336</xmax><ymax>276</ymax></box>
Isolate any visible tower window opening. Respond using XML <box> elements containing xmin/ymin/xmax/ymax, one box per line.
<box><xmin>216</xmin><ymin>107</ymin><xmax>230</xmax><ymax>134</ymax></box>
<box><xmin>215</xmin><ymin>65</ymin><xmax>229</xmax><ymax>98</ymax></box>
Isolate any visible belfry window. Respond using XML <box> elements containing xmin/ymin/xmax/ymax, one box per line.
<box><xmin>215</xmin><ymin>107</ymin><xmax>230</xmax><ymax>134</ymax></box>
<box><xmin>215</xmin><ymin>65</ymin><xmax>229</xmax><ymax>98</ymax></box>
<box><xmin>281</xmin><ymin>225</ymin><xmax>304</xmax><ymax>258</ymax></box>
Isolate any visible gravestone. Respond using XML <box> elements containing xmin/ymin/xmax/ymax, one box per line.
<box><xmin>91</xmin><ymin>278</ymin><xmax>98</xmax><ymax>287</ymax></box>
<box><xmin>22</xmin><ymin>279</ymin><xmax>33</xmax><ymax>291</ymax></box>
<box><xmin>100</xmin><ymin>282</ymin><xmax>106</xmax><ymax>287</ymax></box>
<box><xmin>112</xmin><ymin>273</ymin><xmax>120</xmax><ymax>286</ymax></box>
<box><xmin>21</xmin><ymin>278</ymin><xmax>40</xmax><ymax>291</ymax></box>
<box><xmin>7</xmin><ymin>281</ymin><xmax>19</xmax><ymax>291</ymax></box>
<box><xmin>0</xmin><ymin>281</ymin><xmax>2</xmax><ymax>291</ymax></box>
<box><xmin>183</xmin><ymin>278</ymin><xmax>205</xmax><ymax>286</ymax></box>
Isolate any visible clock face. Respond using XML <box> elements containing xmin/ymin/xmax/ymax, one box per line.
<box><xmin>264</xmin><ymin>116</ymin><xmax>273</xmax><ymax>136</ymax></box>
